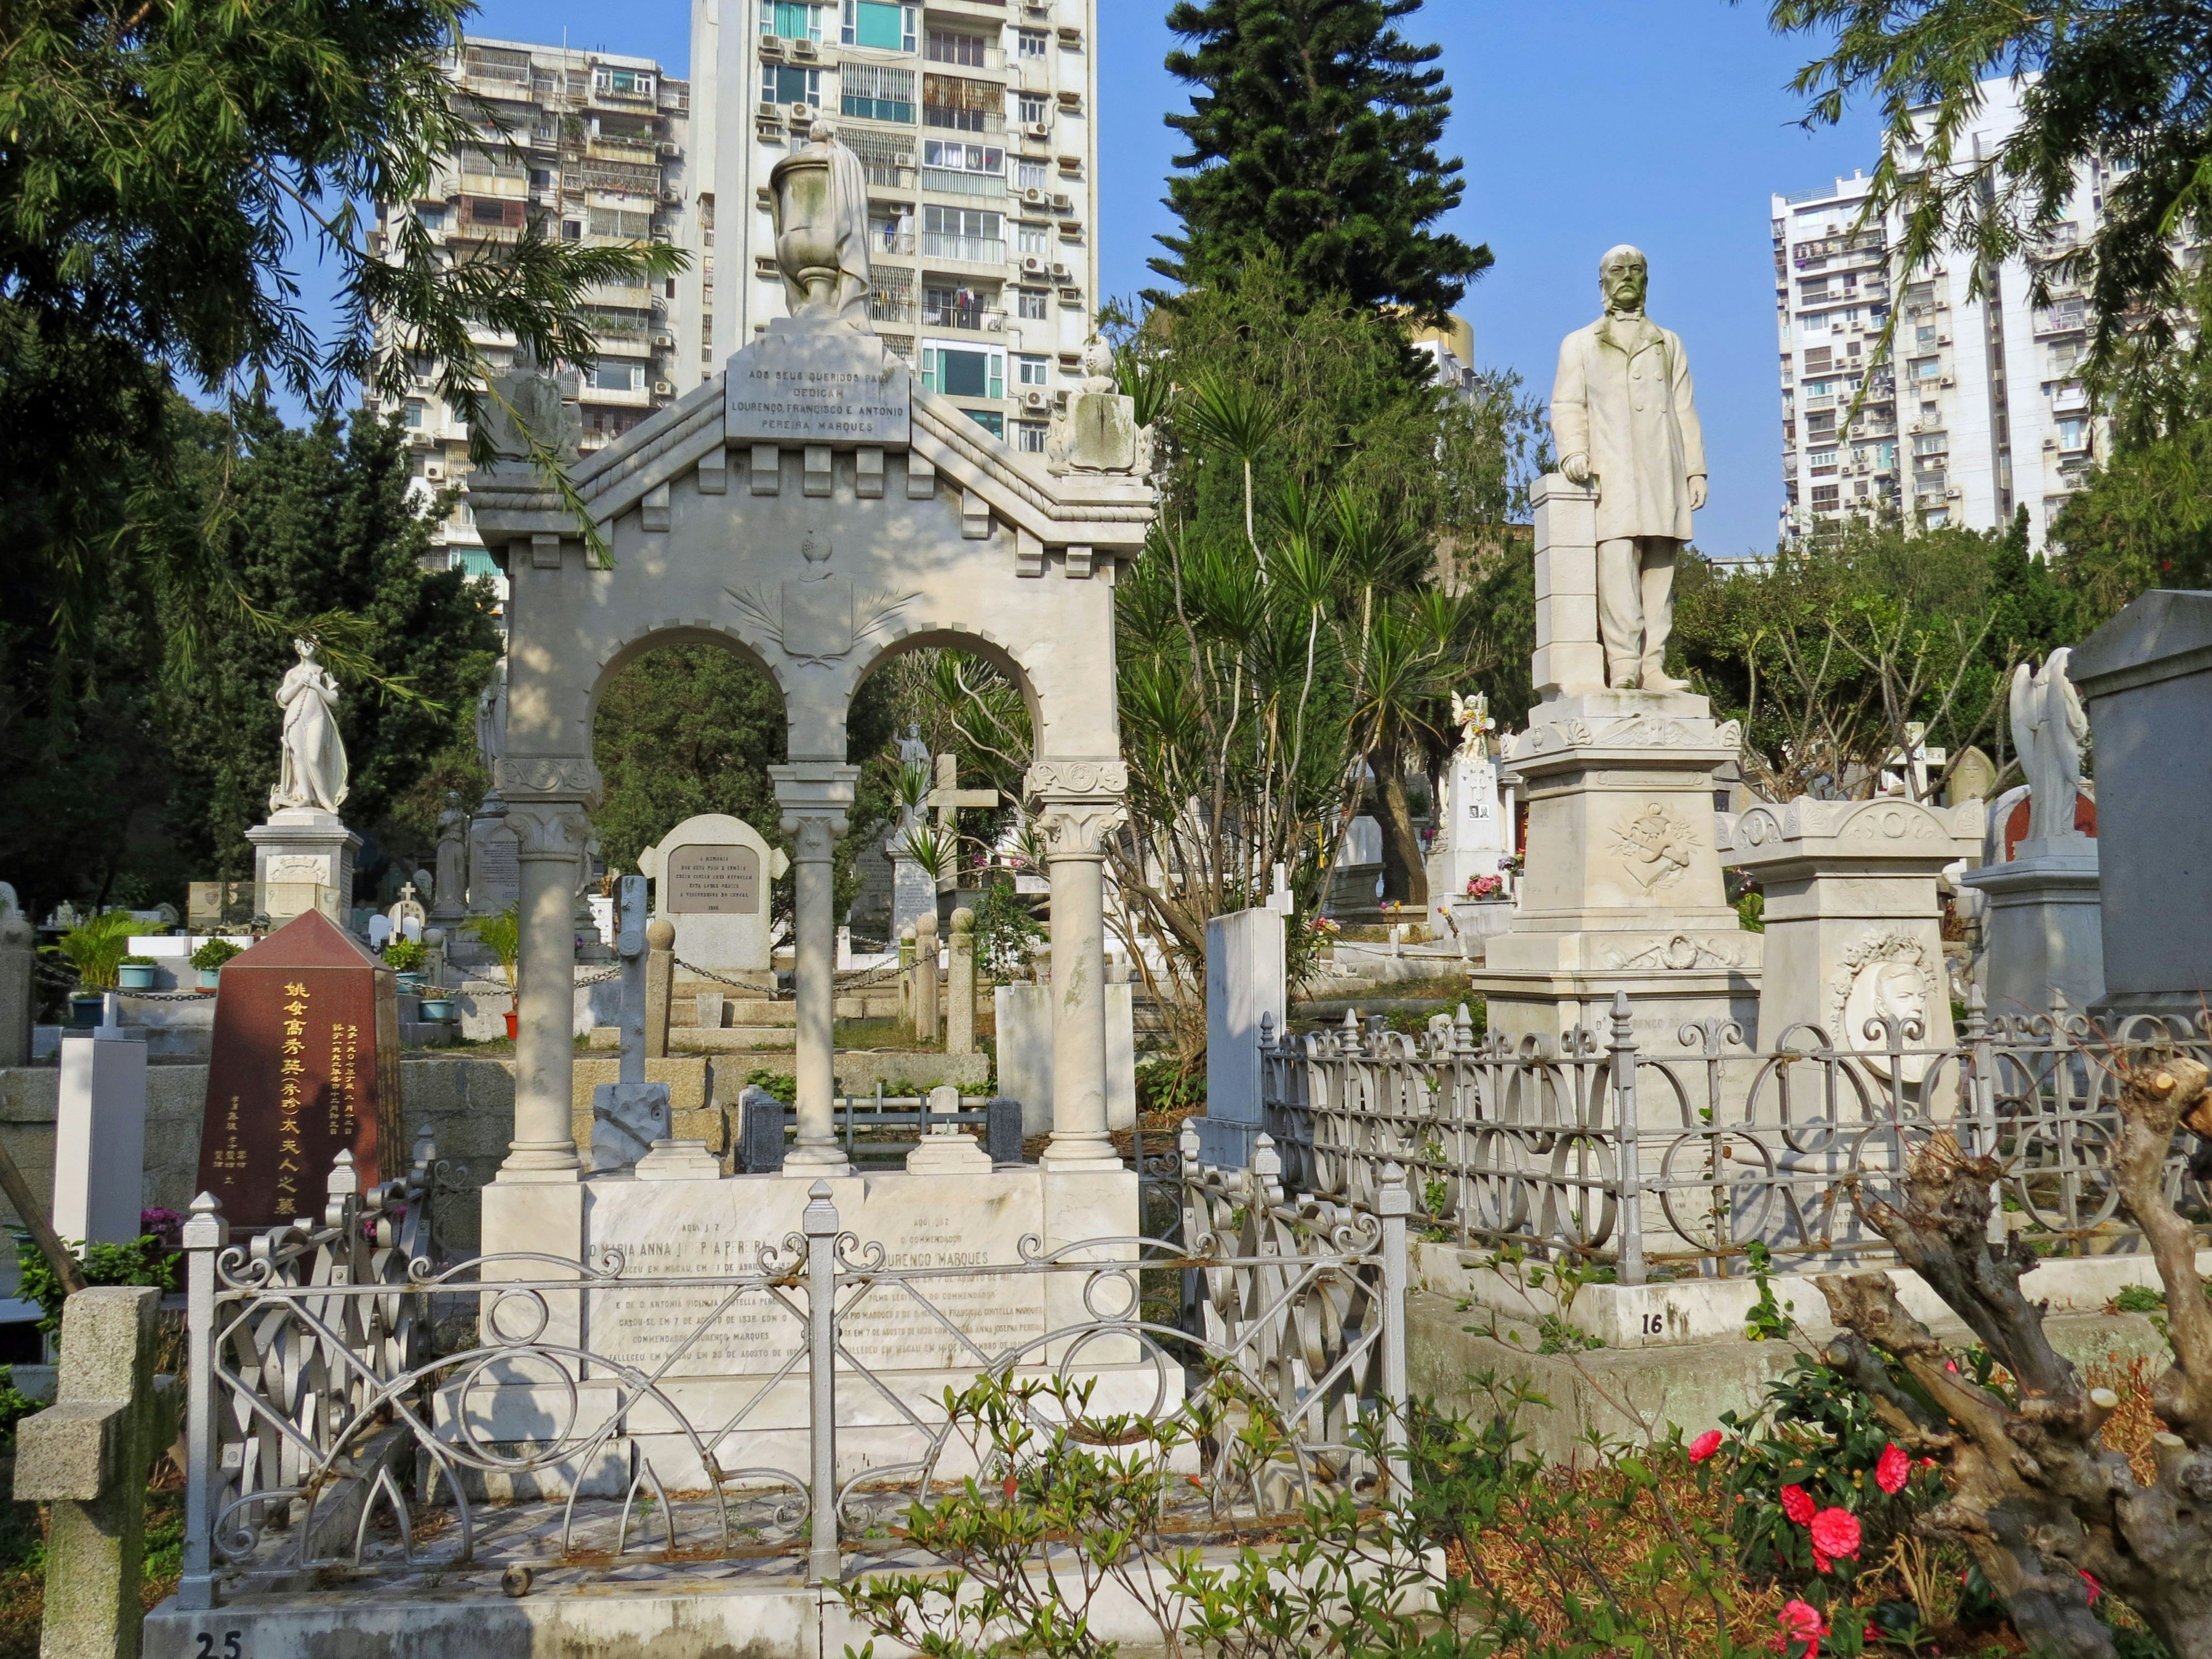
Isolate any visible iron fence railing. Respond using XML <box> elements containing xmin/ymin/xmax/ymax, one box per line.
<box><xmin>1257</xmin><ymin>992</ymin><xmax>2212</xmax><ymax>1282</ymax></box>
<box><xmin>177</xmin><ymin>1128</ymin><xmax>1408</xmax><ymax>1607</ymax></box>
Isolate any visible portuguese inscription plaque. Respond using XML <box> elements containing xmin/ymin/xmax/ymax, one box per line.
<box><xmin>725</xmin><ymin>324</ymin><xmax>912</xmax><ymax>446</ymax></box>
<box><xmin>196</xmin><ymin>910</ymin><xmax>402</xmax><ymax>1228</ymax></box>
<box><xmin>666</xmin><ymin>844</ymin><xmax>762</xmax><ymax>915</ymax></box>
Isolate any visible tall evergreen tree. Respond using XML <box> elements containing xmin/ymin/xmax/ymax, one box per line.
<box><xmin>1151</xmin><ymin>0</ymin><xmax>1491</xmax><ymax>319</ymax></box>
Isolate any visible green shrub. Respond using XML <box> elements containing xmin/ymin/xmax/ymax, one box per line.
<box><xmin>465</xmin><ymin>905</ymin><xmax>522</xmax><ymax>991</ymax></box>
<box><xmin>381</xmin><ymin>936</ymin><xmax>426</xmax><ymax>972</ymax></box>
<box><xmin>47</xmin><ymin>910</ymin><xmax>139</xmax><ymax>991</ymax></box>
<box><xmin>188</xmin><ymin>938</ymin><xmax>243</xmax><ymax>971</ymax></box>
<box><xmin>17</xmin><ymin>1233</ymin><xmax>180</xmax><ymax>1335</ymax></box>
<box><xmin>969</xmin><ymin>873</ymin><xmax>1046</xmax><ymax>981</ymax></box>
<box><xmin>744</xmin><ymin>1069</ymin><xmax>797</xmax><ymax>1103</ymax></box>
<box><xmin>120</xmin><ymin>954</ymin><xmax>158</xmax><ymax>967</ymax></box>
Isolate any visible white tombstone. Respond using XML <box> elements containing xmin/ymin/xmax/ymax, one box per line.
<box><xmin>1198</xmin><ymin>907</ymin><xmax>1286</xmax><ymax>1168</ymax></box>
<box><xmin>366</xmin><ymin>915</ymin><xmax>392</xmax><ymax>950</ymax></box>
<box><xmin>1429</xmin><ymin>740</ymin><xmax>1509</xmax><ymax>902</ymax></box>
<box><xmin>54</xmin><ymin>1020</ymin><xmax>146</xmax><ymax>1245</ymax></box>
<box><xmin>638</xmin><ymin>813</ymin><xmax>790</xmax><ymax>981</ymax></box>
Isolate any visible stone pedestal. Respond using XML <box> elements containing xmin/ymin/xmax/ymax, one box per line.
<box><xmin>1726</xmin><ymin>797</ymin><xmax>1981</xmax><ymax>1058</ymax></box>
<box><xmin>1469</xmin><ymin>688</ymin><xmax>1761</xmax><ymax>1052</ymax></box>
<box><xmin>244</xmin><ymin>808</ymin><xmax>359</xmax><ymax>924</ymax></box>
<box><xmin>1961</xmin><ymin>838</ymin><xmax>2104</xmax><ymax>1022</ymax></box>
<box><xmin>1200</xmin><ymin>908</ymin><xmax>1285</xmax><ymax>1168</ymax></box>
<box><xmin>55</xmin><ymin>1028</ymin><xmax>146</xmax><ymax>1244</ymax></box>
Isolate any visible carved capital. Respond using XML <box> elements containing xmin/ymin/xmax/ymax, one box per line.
<box><xmin>494</xmin><ymin>755</ymin><xmax>603</xmax><ymax>805</ymax></box>
<box><xmin>503</xmin><ymin>802</ymin><xmax>594</xmax><ymax>861</ymax></box>
<box><xmin>1035</xmin><ymin>798</ymin><xmax>1126</xmax><ymax>861</ymax></box>
<box><xmin>1024</xmin><ymin>759</ymin><xmax>1128</xmax><ymax>798</ymax></box>
<box><xmin>770</xmin><ymin>762</ymin><xmax>860</xmax><ymax>863</ymax></box>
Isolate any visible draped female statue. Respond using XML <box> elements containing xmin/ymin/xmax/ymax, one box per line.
<box><xmin>270</xmin><ymin>638</ymin><xmax>350</xmax><ymax>815</ymax></box>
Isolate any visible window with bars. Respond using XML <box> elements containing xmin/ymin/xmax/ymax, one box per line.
<box><xmin>870</xmin><ymin>266</ymin><xmax>915</xmax><ymax>323</ymax></box>
<box><xmin>924</xmin><ymin>73</ymin><xmax>1000</xmax><ymax>131</ymax></box>
<box><xmin>588</xmin><ymin>207</ymin><xmax>654</xmax><ymax>238</ymax></box>
<box><xmin>926</xmin><ymin>28</ymin><xmax>990</xmax><ymax>66</ymax></box>
<box><xmin>842</xmin><ymin>61</ymin><xmax>916</xmax><ymax>122</ymax></box>
<box><xmin>842</xmin><ymin>126</ymin><xmax>914</xmax><ymax>185</ymax></box>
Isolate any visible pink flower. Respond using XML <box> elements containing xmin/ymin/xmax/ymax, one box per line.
<box><xmin>1688</xmin><ymin>1430</ymin><xmax>1724</xmax><ymax>1463</ymax></box>
<box><xmin>1773</xmin><ymin>1599</ymin><xmax>1829</xmax><ymax>1656</ymax></box>
<box><xmin>1781</xmin><ymin>1484</ymin><xmax>1816</xmax><ymax>1525</ymax></box>
<box><xmin>1810</xmin><ymin>1506</ymin><xmax>1862</xmax><ymax>1562</ymax></box>
<box><xmin>1944</xmin><ymin>1359</ymin><xmax>1960</xmax><ymax>1373</ymax></box>
<box><xmin>1813</xmin><ymin>1548</ymin><xmax>1832</xmax><ymax>1574</ymax></box>
<box><xmin>2081</xmin><ymin>1570</ymin><xmax>2102</xmax><ymax>1605</ymax></box>
<box><xmin>1876</xmin><ymin>1443</ymin><xmax>1911</xmax><ymax>1494</ymax></box>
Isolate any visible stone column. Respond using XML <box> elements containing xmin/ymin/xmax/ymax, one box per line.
<box><xmin>501</xmin><ymin>799</ymin><xmax>590</xmax><ymax>1180</ymax></box>
<box><xmin>912</xmin><ymin>910</ymin><xmax>940</xmax><ymax>1042</ymax></box>
<box><xmin>946</xmin><ymin>907</ymin><xmax>976</xmax><ymax>1055</ymax></box>
<box><xmin>644</xmin><ymin>917</ymin><xmax>675</xmax><ymax>1059</ymax></box>
<box><xmin>1029</xmin><ymin>766</ymin><xmax>1126</xmax><ymax>1168</ymax></box>
<box><xmin>0</xmin><ymin>900</ymin><xmax>32</xmax><ymax>1070</ymax></box>
<box><xmin>771</xmin><ymin>764</ymin><xmax>858</xmax><ymax>1176</ymax></box>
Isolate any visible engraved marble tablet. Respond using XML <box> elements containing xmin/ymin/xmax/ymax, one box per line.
<box><xmin>726</xmin><ymin>321</ymin><xmax>912</xmax><ymax>446</ymax></box>
<box><xmin>666</xmin><ymin>844</ymin><xmax>760</xmax><ymax>915</ymax></box>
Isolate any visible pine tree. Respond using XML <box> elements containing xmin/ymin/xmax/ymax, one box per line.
<box><xmin>1151</xmin><ymin>0</ymin><xmax>1491</xmax><ymax>319</ymax></box>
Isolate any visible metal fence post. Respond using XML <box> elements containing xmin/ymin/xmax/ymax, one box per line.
<box><xmin>804</xmin><ymin>1179</ymin><xmax>842</xmax><ymax>1586</ymax></box>
<box><xmin>1964</xmin><ymin>984</ymin><xmax>2005</xmax><ymax>1243</ymax></box>
<box><xmin>1376</xmin><ymin>1161</ymin><xmax>1412</xmax><ymax>1504</ymax></box>
<box><xmin>1609</xmin><ymin>991</ymin><xmax>1646</xmax><ymax>1287</ymax></box>
<box><xmin>177</xmin><ymin>1191</ymin><xmax>229</xmax><ymax>1612</ymax></box>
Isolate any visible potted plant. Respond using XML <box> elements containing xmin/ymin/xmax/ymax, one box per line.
<box><xmin>381</xmin><ymin>935</ymin><xmax>427</xmax><ymax>990</ymax></box>
<box><xmin>49</xmin><ymin>911</ymin><xmax>139</xmax><ymax>1026</ymax></box>
<box><xmin>467</xmin><ymin>906</ymin><xmax>522</xmax><ymax>1040</ymax></box>
<box><xmin>116</xmin><ymin>954</ymin><xmax>160</xmax><ymax>991</ymax></box>
<box><xmin>418</xmin><ymin>993</ymin><xmax>456</xmax><ymax>1022</ymax></box>
<box><xmin>189</xmin><ymin>937</ymin><xmax>242</xmax><ymax>991</ymax></box>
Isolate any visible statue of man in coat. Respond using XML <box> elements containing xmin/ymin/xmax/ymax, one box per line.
<box><xmin>1552</xmin><ymin>246</ymin><xmax>1707</xmax><ymax>692</ymax></box>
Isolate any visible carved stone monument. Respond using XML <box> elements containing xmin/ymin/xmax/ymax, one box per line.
<box><xmin>1725</xmin><ymin>797</ymin><xmax>1981</xmax><ymax>1077</ymax></box>
<box><xmin>245</xmin><ymin>639</ymin><xmax>359</xmax><ymax>924</ymax></box>
<box><xmin>1427</xmin><ymin>691</ymin><xmax>1510</xmax><ymax>903</ymax></box>
<box><xmin>1469</xmin><ymin>260</ymin><xmax>1755</xmax><ymax>1051</ymax></box>
<box><xmin>1961</xmin><ymin>649</ymin><xmax>2104</xmax><ymax>1019</ymax></box>
<box><xmin>1047</xmin><ymin>341</ymin><xmax>1154</xmax><ymax>477</ymax></box>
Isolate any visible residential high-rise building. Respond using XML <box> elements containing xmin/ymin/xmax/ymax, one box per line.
<box><xmin>1772</xmin><ymin>77</ymin><xmax>2119</xmax><ymax>548</ymax></box>
<box><xmin>370</xmin><ymin>39</ymin><xmax>693</xmax><ymax>584</ymax></box>
<box><xmin>685</xmin><ymin>0</ymin><xmax>1101</xmax><ymax>453</ymax></box>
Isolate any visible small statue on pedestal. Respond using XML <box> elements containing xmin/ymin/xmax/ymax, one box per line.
<box><xmin>1047</xmin><ymin>341</ymin><xmax>1153</xmax><ymax>476</ymax></box>
<box><xmin>270</xmin><ymin>638</ymin><xmax>349</xmax><ymax>815</ymax></box>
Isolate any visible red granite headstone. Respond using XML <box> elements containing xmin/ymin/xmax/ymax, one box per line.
<box><xmin>196</xmin><ymin>910</ymin><xmax>402</xmax><ymax>1229</ymax></box>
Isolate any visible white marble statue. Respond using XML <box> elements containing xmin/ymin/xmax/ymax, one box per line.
<box><xmin>1450</xmin><ymin>690</ymin><xmax>1495</xmax><ymax>753</ymax></box>
<box><xmin>771</xmin><ymin>120</ymin><xmax>872</xmax><ymax>327</ymax></box>
<box><xmin>1552</xmin><ymin>246</ymin><xmax>1708</xmax><ymax>692</ymax></box>
<box><xmin>2010</xmin><ymin>647</ymin><xmax>2090</xmax><ymax>844</ymax></box>
<box><xmin>270</xmin><ymin>638</ymin><xmax>349</xmax><ymax>815</ymax></box>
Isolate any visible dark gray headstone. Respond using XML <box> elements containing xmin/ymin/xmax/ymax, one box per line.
<box><xmin>740</xmin><ymin>1084</ymin><xmax>787</xmax><ymax>1173</ymax></box>
<box><xmin>986</xmin><ymin>1096</ymin><xmax>1024</xmax><ymax>1165</ymax></box>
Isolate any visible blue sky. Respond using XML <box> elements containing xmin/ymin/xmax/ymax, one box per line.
<box><xmin>407</xmin><ymin>0</ymin><xmax>1882</xmax><ymax>557</ymax></box>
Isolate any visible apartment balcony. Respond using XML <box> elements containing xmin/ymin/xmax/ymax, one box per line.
<box><xmin>869</xmin><ymin>296</ymin><xmax>915</xmax><ymax>325</ymax></box>
<box><xmin>924</xmin><ymin>107</ymin><xmax>1004</xmax><ymax>135</ymax></box>
<box><xmin>871</xmin><ymin>231</ymin><xmax>918</xmax><ymax>255</ymax></box>
<box><xmin>922</xmin><ymin>301</ymin><xmax>1007</xmax><ymax>333</ymax></box>
<box><xmin>922</xmin><ymin>167</ymin><xmax>1007</xmax><ymax>198</ymax></box>
<box><xmin>921</xmin><ymin>233</ymin><xmax>1005</xmax><ymax>266</ymax></box>
<box><xmin>2035</xmin><ymin>304</ymin><xmax>2088</xmax><ymax>338</ymax></box>
<box><xmin>925</xmin><ymin>44</ymin><xmax>1007</xmax><ymax>70</ymax></box>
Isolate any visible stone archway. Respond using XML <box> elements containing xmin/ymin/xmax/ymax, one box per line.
<box><xmin>471</xmin><ymin>272</ymin><xmax>1153</xmax><ymax>1229</ymax></box>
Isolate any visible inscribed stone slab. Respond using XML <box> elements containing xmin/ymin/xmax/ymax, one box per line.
<box><xmin>725</xmin><ymin>324</ymin><xmax>912</xmax><ymax>447</ymax></box>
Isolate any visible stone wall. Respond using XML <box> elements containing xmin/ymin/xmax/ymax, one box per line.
<box><xmin>0</xmin><ymin>1055</ymin><xmax>523</xmax><ymax>1257</ymax></box>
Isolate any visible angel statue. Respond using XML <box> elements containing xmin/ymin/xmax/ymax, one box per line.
<box><xmin>2009</xmin><ymin>647</ymin><xmax>2090</xmax><ymax>844</ymax></box>
<box><xmin>1450</xmin><ymin>690</ymin><xmax>1495</xmax><ymax>754</ymax></box>
<box><xmin>271</xmin><ymin>638</ymin><xmax>349</xmax><ymax>815</ymax></box>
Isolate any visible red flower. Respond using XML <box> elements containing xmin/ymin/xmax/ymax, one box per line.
<box><xmin>1944</xmin><ymin>1359</ymin><xmax>1960</xmax><ymax>1373</ymax></box>
<box><xmin>1813</xmin><ymin>1549</ymin><xmax>1833</xmax><ymax>1574</ymax></box>
<box><xmin>1781</xmin><ymin>1484</ymin><xmax>1816</xmax><ymax>1525</ymax></box>
<box><xmin>1864</xmin><ymin>1624</ymin><xmax>1884</xmax><ymax>1642</ymax></box>
<box><xmin>1689</xmin><ymin>1430</ymin><xmax>1724</xmax><ymax>1463</ymax></box>
<box><xmin>1002</xmin><ymin>1475</ymin><xmax>1018</xmax><ymax>1499</ymax></box>
<box><xmin>2081</xmin><ymin>1570</ymin><xmax>2102</xmax><ymax>1605</ymax></box>
<box><xmin>1810</xmin><ymin>1506</ymin><xmax>1862</xmax><ymax>1562</ymax></box>
<box><xmin>1876</xmin><ymin>1443</ymin><xmax>1911</xmax><ymax>1494</ymax></box>
<box><xmin>1773</xmin><ymin>1599</ymin><xmax>1829</xmax><ymax>1657</ymax></box>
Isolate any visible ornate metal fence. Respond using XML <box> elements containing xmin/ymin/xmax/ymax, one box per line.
<box><xmin>176</xmin><ymin>1131</ymin><xmax>1408</xmax><ymax>1608</ymax></box>
<box><xmin>1257</xmin><ymin>994</ymin><xmax>2212</xmax><ymax>1282</ymax></box>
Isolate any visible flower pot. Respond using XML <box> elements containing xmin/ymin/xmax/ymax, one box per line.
<box><xmin>503</xmin><ymin>1010</ymin><xmax>519</xmax><ymax>1041</ymax></box>
<box><xmin>68</xmin><ymin>994</ymin><xmax>104</xmax><ymax>1028</ymax></box>
<box><xmin>395</xmin><ymin>971</ymin><xmax>426</xmax><ymax>994</ymax></box>
<box><xmin>418</xmin><ymin>997</ymin><xmax>454</xmax><ymax>1022</ymax></box>
<box><xmin>196</xmin><ymin>967</ymin><xmax>223</xmax><ymax>991</ymax></box>
<box><xmin>117</xmin><ymin>964</ymin><xmax>158</xmax><ymax>991</ymax></box>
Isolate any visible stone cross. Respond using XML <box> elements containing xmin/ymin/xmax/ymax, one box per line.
<box><xmin>1878</xmin><ymin>723</ymin><xmax>1948</xmax><ymax>801</ymax></box>
<box><xmin>16</xmin><ymin>1286</ymin><xmax>172</xmax><ymax>1659</ymax></box>
<box><xmin>928</xmin><ymin>754</ymin><xmax>999</xmax><ymax>847</ymax></box>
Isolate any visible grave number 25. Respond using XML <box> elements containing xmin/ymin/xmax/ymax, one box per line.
<box><xmin>195</xmin><ymin>1631</ymin><xmax>243</xmax><ymax>1659</ymax></box>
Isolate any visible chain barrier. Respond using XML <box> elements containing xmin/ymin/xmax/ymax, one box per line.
<box><xmin>671</xmin><ymin>956</ymin><xmax>904</xmax><ymax>999</ymax></box>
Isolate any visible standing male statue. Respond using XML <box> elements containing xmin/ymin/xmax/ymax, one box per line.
<box><xmin>1552</xmin><ymin>246</ymin><xmax>1707</xmax><ymax>692</ymax></box>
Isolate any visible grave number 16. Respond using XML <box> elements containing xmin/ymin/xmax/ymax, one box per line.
<box><xmin>195</xmin><ymin>1631</ymin><xmax>243</xmax><ymax>1659</ymax></box>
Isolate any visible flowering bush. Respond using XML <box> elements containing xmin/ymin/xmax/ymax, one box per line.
<box><xmin>1305</xmin><ymin>915</ymin><xmax>1341</xmax><ymax>937</ymax></box>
